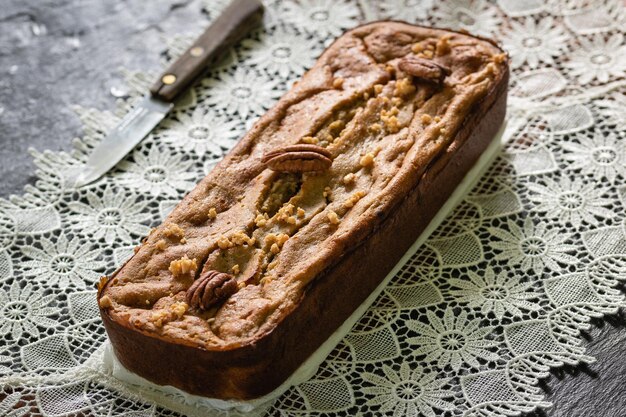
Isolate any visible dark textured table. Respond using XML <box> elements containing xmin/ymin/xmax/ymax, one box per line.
<box><xmin>1</xmin><ymin>1</ymin><xmax>625</xmax><ymax>416</ymax></box>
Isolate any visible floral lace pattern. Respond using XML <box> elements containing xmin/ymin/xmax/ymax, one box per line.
<box><xmin>0</xmin><ymin>0</ymin><xmax>625</xmax><ymax>416</ymax></box>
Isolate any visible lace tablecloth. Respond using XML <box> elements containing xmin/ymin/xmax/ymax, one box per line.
<box><xmin>1</xmin><ymin>0</ymin><xmax>625</xmax><ymax>416</ymax></box>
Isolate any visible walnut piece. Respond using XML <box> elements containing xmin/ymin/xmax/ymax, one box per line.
<box><xmin>262</xmin><ymin>144</ymin><xmax>333</xmax><ymax>173</ymax></box>
<box><xmin>186</xmin><ymin>270</ymin><xmax>238</xmax><ymax>311</ymax></box>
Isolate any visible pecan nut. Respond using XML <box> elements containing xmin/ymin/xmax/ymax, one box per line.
<box><xmin>398</xmin><ymin>56</ymin><xmax>450</xmax><ymax>84</ymax></box>
<box><xmin>262</xmin><ymin>144</ymin><xmax>333</xmax><ymax>173</ymax></box>
<box><xmin>186</xmin><ymin>270</ymin><xmax>238</xmax><ymax>310</ymax></box>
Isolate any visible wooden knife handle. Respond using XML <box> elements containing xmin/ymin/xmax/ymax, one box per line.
<box><xmin>150</xmin><ymin>0</ymin><xmax>264</xmax><ymax>102</ymax></box>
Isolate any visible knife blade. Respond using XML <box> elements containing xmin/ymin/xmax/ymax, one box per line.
<box><xmin>75</xmin><ymin>0</ymin><xmax>264</xmax><ymax>188</ymax></box>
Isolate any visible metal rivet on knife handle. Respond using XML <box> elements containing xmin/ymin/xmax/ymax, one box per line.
<box><xmin>162</xmin><ymin>74</ymin><xmax>177</xmax><ymax>85</ymax></box>
<box><xmin>190</xmin><ymin>47</ymin><xmax>204</xmax><ymax>57</ymax></box>
<box><xmin>149</xmin><ymin>0</ymin><xmax>264</xmax><ymax>103</ymax></box>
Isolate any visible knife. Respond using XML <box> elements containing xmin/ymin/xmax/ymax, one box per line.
<box><xmin>74</xmin><ymin>0</ymin><xmax>264</xmax><ymax>188</ymax></box>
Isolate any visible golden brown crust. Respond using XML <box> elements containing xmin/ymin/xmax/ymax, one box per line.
<box><xmin>100</xmin><ymin>21</ymin><xmax>509</xmax><ymax>399</ymax></box>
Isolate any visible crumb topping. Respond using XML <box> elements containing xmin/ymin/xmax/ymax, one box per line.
<box><xmin>163</xmin><ymin>223</ymin><xmax>185</xmax><ymax>240</ymax></box>
<box><xmin>327</xmin><ymin>210</ymin><xmax>340</xmax><ymax>225</ymax></box>
<box><xmin>343</xmin><ymin>173</ymin><xmax>356</xmax><ymax>184</ymax></box>
<box><xmin>360</xmin><ymin>153</ymin><xmax>375</xmax><ymax>167</ymax></box>
<box><xmin>169</xmin><ymin>255</ymin><xmax>198</xmax><ymax>278</ymax></box>
<box><xmin>343</xmin><ymin>191</ymin><xmax>367</xmax><ymax>209</ymax></box>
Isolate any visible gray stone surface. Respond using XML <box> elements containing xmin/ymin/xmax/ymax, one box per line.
<box><xmin>0</xmin><ymin>1</ymin><xmax>624</xmax><ymax>415</ymax></box>
<box><xmin>0</xmin><ymin>0</ymin><xmax>207</xmax><ymax>197</ymax></box>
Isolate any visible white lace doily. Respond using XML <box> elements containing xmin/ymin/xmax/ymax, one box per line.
<box><xmin>1</xmin><ymin>0</ymin><xmax>625</xmax><ymax>416</ymax></box>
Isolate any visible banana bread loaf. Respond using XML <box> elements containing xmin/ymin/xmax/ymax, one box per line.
<box><xmin>98</xmin><ymin>21</ymin><xmax>509</xmax><ymax>400</ymax></box>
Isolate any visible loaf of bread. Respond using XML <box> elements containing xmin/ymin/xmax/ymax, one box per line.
<box><xmin>98</xmin><ymin>21</ymin><xmax>509</xmax><ymax>400</ymax></box>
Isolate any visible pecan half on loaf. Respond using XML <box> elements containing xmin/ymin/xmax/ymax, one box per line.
<box><xmin>262</xmin><ymin>144</ymin><xmax>333</xmax><ymax>173</ymax></box>
<box><xmin>399</xmin><ymin>56</ymin><xmax>450</xmax><ymax>84</ymax></box>
<box><xmin>186</xmin><ymin>270</ymin><xmax>238</xmax><ymax>310</ymax></box>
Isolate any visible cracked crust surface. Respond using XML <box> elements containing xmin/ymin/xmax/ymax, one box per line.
<box><xmin>100</xmin><ymin>22</ymin><xmax>508</xmax><ymax>352</ymax></box>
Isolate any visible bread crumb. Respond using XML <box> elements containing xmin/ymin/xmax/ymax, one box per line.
<box><xmin>369</xmin><ymin>123</ymin><xmax>382</xmax><ymax>134</ymax></box>
<box><xmin>155</xmin><ymin>239</ymin><xmax>167</xmax><ymax>252</ymax></box>
<box><xmin>421</xmin><ymin>114</ymin><xmax>432</xmax><ymax>125</ymax></box>
<box><xmin>255</xmin><ymin>213</ymin><xmax>268</xmax><ymax>227</ymax></box>
<box><xmin>440</xmin><ymin>127</ymin><xmax>447</xmax><ymax>134</ymax></box>
<box><xmin>422</xmin><ymin>49</ymin><xmax>434</xmax><ymax>58</ymax></box>
<box><xmin>327</xmin><ymin>210</ymin><xmax>340</xmax><ymax>225</ymax></box>
<box><xmin>277</xmin><ymin>233</ymin><xmax>289</xmax><ymax>246</ymax></box>
<box><xmin>270</xmin><ymin>243</ymin><xmax>280</xmax><ymax>254</ymax></box>
<box><xmin>385</xmin><ymin>64</ymin><xmax>395</xmax><ymax>75</ymax></box>
<box><xmin>170</xmin><ymin>302</ymin><xmax>188</xmax><ymax>319</ymax></box>
<box><xmin>99</xmin><ymin>295</ymin><xmax>112</xmax><ymax>309</ymax></box>
<box><xmin>164</xmin><ymin>223</ymin><xmax>185</xmax><ymax>240</ymax></box>
<box><xmin>374</xmin><ymin>84</ymin><xmax>383</xmax><ymax>95</ymax></box>
<box><xmin>208</xmin><ymin>207</ymin><xmax>217</xmax><ymax>220</ymax></box>
<box><xmin>180</xmin><ymin>238</ymin><xmax>187</xmax><ymax>244</ymax></box>
<box><xmin>360</xmin><ymin>153</ymin><xmax>375</xmax><ymax>167</ymax></box>
<box><xmin>329</xmin><ymin>120</ymin><xmax>345</xmax><ymax>133</ymax></box>
<box><xmin>151</xmin><ymin>310</ymin><xmax>168</xmax><ymax>327</ymax></box>
<box><xmin>277</xmin><ymin>203</ymin><xmax>297</xmax><ymax>223</ymax></box>
<box><xmin>302</xmin><ymin>136</ymin><xmax>319</xmax><ymax>144</ymax></box>
<box><xmin>381</xmin><ymin>108</ymin><xmax>401</xmax><ymax>133</ymax></box>
<box><xmin>169</xmin><ymin>255</ymin><xmax>198</xmax><ymax>277</ymax></box>
<box><xmin>231</xmin><ymin>230</ymin><xmax>254</xmax><ymax>246</ymax></box>
<box><xmin>391</xmin><ymin>97</ymin><xmax>402</xmax><ymax>107</ymax></box>
<box><xmin>395</xmin><ymin>78</ymin><xmax>416</xmax><ymax>97</ymax></box>
<box><xmin>323</xmin><ymin>186</ymin><xmax>332</xmax><ymax>198</ymax></box>
<box><xmin>297</xmin><ymin>207</ymin><xmax>305</xmax><ymax>218</ymax></box>
<box><xmin>343</xmin><ymin>173</ymin><xmax>356</xmax><ymax>184</ymax></box>
<box><xmin>411</xmin><ymin>43</ymin><xmax>424</xmax><ymax>54</ymax></box>
<box><xmin>267</xmin><ymin>260</ymin><xmax>278</xmax><ymax>271</ymax></box>
<box><xmin>333</xmin><ymin>77</ymin><xmax>344</xmax><ymax>89</ymax></box>
<box><xmin>265</xmin><ymin>233</ymin><xmax>289</xmax><ymax>248</ymax></box>
<box><xmin>382</xmin><ymin>107</ymin><xmax>399</xmax><ymax>117</ymax></box>
<box><xmin>436</xmin><ymin>35</ymin><xmax>452</xmax><ymax>56</ymax></box>
<box><xmin>343</xmin><ymin>191</ymin><xmax>366</xmax><ymax>208</ymax></box>
<box><xmin>232</xmin><ymin>264</ymin><xmax>240</xmax><ymax>275</ymax></box>
<box><xmin>217</xmin><ymin>235</ymin><xmax>233</xmax><ymax>250</ymax></box>
<box><xmin>434</xmin><ymin>116</ymin><xmax>441</xmax><ymax>123</ymax></box>
<box><xmin>237</xmin><ymin>281</ymin><xmax>246</xmax><ymax>290</ymax></box>
<box><xmin>363</xmin><ymin>92</ymin><xmax>370</xmax><ymax>100</ymax></box>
